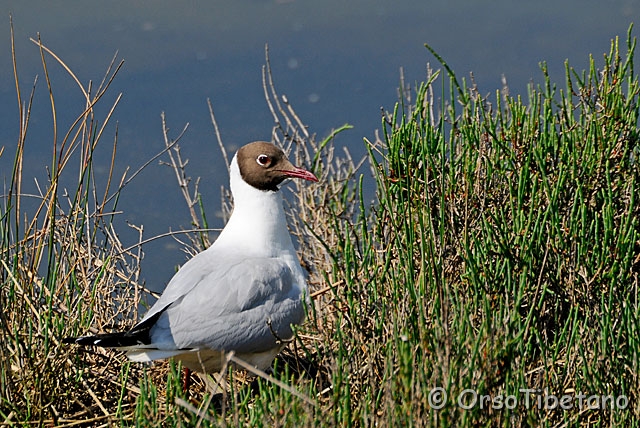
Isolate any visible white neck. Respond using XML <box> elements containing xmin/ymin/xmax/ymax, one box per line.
<box><xmin>214</xmin><ymin>156</ymin><xmax>297</xmax><ymax>260</ymax></box>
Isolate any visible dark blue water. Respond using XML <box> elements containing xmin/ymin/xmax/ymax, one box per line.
<box><xmin>1</xmin><ymin>1</ymin><xmax>636</xmax><ymax>290</ymax></box>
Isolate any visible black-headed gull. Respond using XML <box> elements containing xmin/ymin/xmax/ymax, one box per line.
<box><xmin>65</xmin><ymin>141</ymin><xmax>318</xmax><ymax>373</ymax></box>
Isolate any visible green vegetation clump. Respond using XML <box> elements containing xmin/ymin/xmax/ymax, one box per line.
<box><xmin>1</xmin><ymin>24</ymin><xmax>639</xmax><ymax>427</ymax></box>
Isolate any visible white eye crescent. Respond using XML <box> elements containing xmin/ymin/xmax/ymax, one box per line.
<box><xmin>256</xmin><ymin>154</ymin><xmax>272</xmax><ymax>167</ymax></box>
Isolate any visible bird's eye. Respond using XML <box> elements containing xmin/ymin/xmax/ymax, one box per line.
<box><xmin>256</xmin><ymin>154</ymin><xmax>272</xmax><ymax>167</ymax></box>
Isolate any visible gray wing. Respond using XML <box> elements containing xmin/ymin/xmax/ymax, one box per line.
<box><xmin>139</xmin><ymin>248</ymin><xmax>237</xmax><ymax>322</ymax></box>
<box><xmin>146</xmin><ymin>255</ymin><xmax>305</xmax><ymax>354</ymax></box>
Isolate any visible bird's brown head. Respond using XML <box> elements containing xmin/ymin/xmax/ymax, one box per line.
<box><xmin>236</xmin><ymin>142</ymin><xmax>318</xmax><ymax>192</ymax></box>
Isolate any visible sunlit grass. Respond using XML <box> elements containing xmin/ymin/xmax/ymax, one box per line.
<box><xmin>1</xmin><ymin>19</ymin><xmax>639</xmax><ymax>427</ymax></box>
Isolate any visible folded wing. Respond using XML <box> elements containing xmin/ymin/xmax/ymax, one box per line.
<box><xmin>66</xmin><ymin>252</ymin><xmax>306</xmax><ymax>365</ymax></box>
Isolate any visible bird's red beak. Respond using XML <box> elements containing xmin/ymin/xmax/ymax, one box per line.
<box><xmin>279</xmin><ymin>166</ymin><xmax>319</xmax><ymax>182</ymax></box>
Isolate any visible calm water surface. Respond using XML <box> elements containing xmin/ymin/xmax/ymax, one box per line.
<box><xmin>1</xmin><ymin>1</ymin><xmax>636</xmax><ymax>289</ymax></box>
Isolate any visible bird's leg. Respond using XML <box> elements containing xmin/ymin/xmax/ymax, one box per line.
<box><xmin>182</xmin><ymin>367</ymin><xmax>192</xmax><ymax>393</ymax></box>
